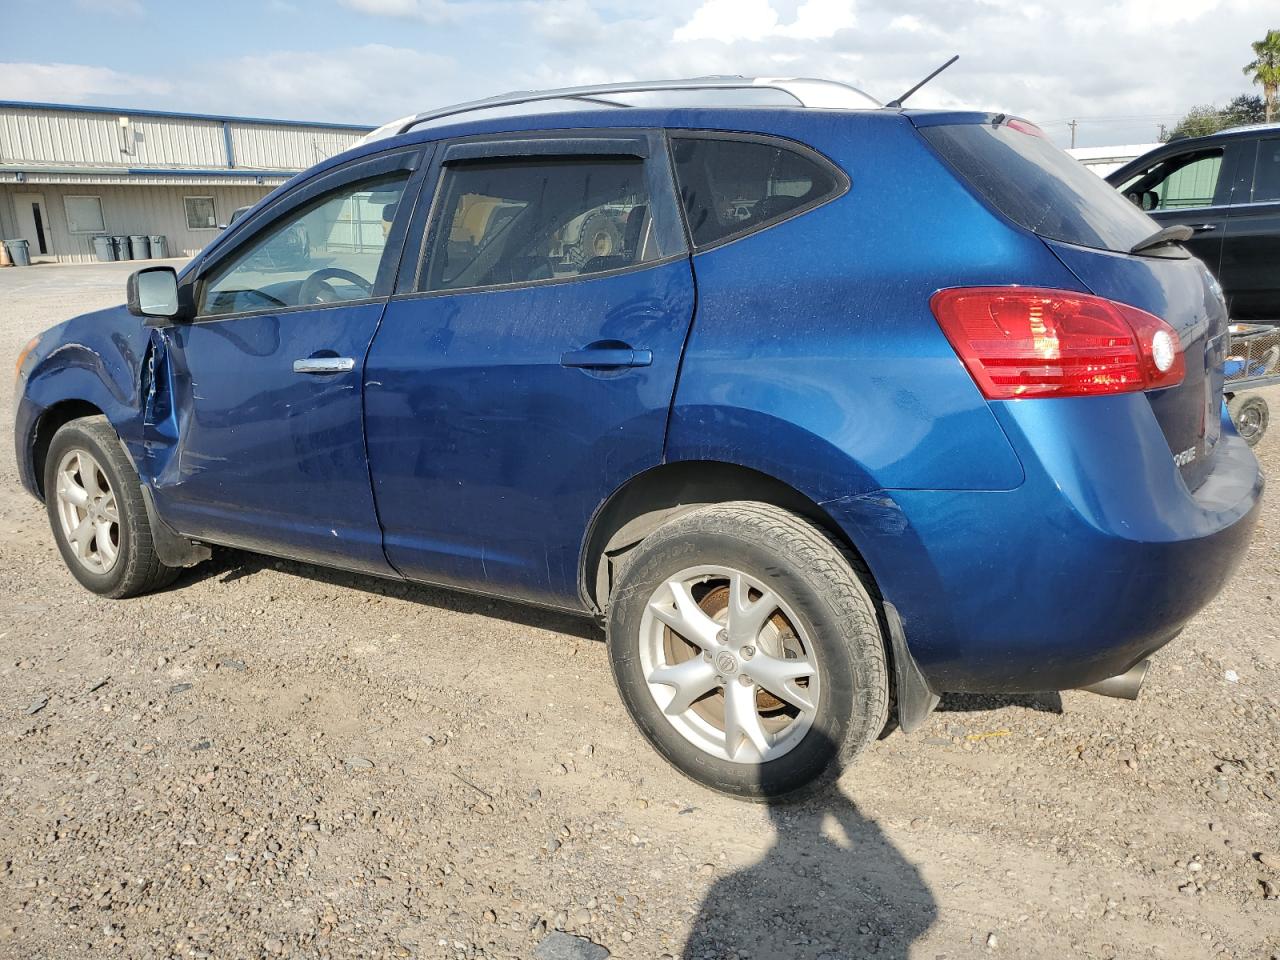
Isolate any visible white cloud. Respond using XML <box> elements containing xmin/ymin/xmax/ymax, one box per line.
<box><xmin>195</xmin><ymin>45</ymin><xmax>458</xmax><ymax>121</ymax></box>
<box><xmin>672</xmin><ymin>0</ymin><xmax>856</xmax><ymax>43</ymax></box>
<box><xmin>73</xmin><ymin>0</ymin><xmax>143</xmax><ymax>15</ymax></box>
<box><xmin>776</xmin><ymin>0</ymin><xmax>858</xmax><ymax>40</ymax></box>
<box><xmin>673</xmin><ymin>0</ymin><xmax>780</xmax><ymax>43</ymax></box>
<box><xmin>336</xmin><ymin>0</ymin><xmax>455</xmax><ymax>22</ymax></box>
<box><xmin>0</xmin><ymin>62</ymin><xmax>169</xmax><ymax>103</ymax></box>
<box><xmin>888</xmin><ymin>14</ymin><xmax>925</xmax><ymax>32</ymax></box>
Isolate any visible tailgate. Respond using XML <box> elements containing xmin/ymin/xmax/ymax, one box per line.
<box><xmin>1044</xmin><ymin>239</ymin><xmax>1227</xmax><ymax>491</ymax></box>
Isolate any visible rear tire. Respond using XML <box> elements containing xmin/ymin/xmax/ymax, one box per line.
<box><xmin>1227</xmin><ymin>393</ymin><xmax>1268</xmax><ymax>447</ymax></box>
<box><xmin>606</xmin><ymin>502</ymin><xmax>889</xmax><ymax>800</ymax></box>
<box><xmin>44</xmin><ymin>416</ymin><xmax>180</xmax><ymax>598</ymax></box>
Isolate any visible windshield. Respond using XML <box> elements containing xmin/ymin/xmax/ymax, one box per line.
<box><xmin>920</xmin><ymin>121</ymin><xmax>1159</xmax><ymax>253</ymax></box>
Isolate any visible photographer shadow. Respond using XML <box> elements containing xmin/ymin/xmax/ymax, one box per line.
<box><xmin>683</xmin><ymin>732</ymin><xmax>936</xmax><ymax>960</ymax></box>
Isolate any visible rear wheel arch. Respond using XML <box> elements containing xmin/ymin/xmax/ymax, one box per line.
<box><xmin>579</xmin><ymin>460</ymin><xmax>883</xmax><ymax>615</ymax></box>
<box><xmin>31</xmin><ymin>400</ymin><xmax>106</xmax><ymax>499</ymax></box>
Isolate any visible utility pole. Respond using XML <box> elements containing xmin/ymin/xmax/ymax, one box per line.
<box><xmin>1068</xmin><ymin>119</ymin><xmax>1078</xmax><ymax>148</ymax></box>
<box><xmin>1158</xmin><ymin>123</ymin><xmax>1168</xmax><ymax>141</ymax></box>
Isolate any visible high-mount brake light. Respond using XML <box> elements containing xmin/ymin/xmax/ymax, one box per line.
<box><xmin>1005</xmin><ymin>118</ymin><xmax>1047</xmax><ymax>138</ymax></box>
<box><xmin>931</xmin><ymin>287</ymin><xmax>1185</xmax><ymax>400</ymax></box>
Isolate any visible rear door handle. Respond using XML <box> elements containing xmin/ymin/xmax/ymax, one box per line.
<box><xmin>560</xmin><ymin>346</ymin><xmax>652</xmax><ymax>369</ymax></box>
<box><xmin>1190</xmin><ymin>223</ymin><xmax>1217</xmax><ymax>233</ymax></box>
<box><xmin>293</xmin><ymin>356</ymin><xmax>355</xmax><ymax>375</ymax></box>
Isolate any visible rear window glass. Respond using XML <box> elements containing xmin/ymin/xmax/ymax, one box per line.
<box><xmin>920</xmin><ymin>122</ymin><xmax>1158</xmax><ymax>253</ymax></box>
<box><xmin>671</xmin><ymin>136</ymin><xmax>843</xmax><ymax>248</ymax></box>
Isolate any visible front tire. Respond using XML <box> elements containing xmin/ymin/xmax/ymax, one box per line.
<box><xmin>606</xmin><ymin>502</ymin><xmax>889</xmax><ymax>800</ymax></box>
<box><xmin>44</xmin><ymin>416</ymin><xmax>180</xmax><ymax>598</ymax></box>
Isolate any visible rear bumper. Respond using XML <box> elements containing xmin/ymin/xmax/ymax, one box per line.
<box><xmin>828</xmin><ymin>395</ymin><xmax>1264</xmax><ymax>693</ymax></box>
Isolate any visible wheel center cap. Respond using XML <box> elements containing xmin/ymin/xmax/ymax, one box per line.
<box><xmin>715</xmin><ymin>651</ymin><xmax>739</xmax><ymax>675</ymax></box>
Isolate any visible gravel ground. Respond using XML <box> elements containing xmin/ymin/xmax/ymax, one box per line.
<box><xmin>1</xmin><ymin>261</ymin><xmax>1277</xmax><ymax>960</ymax></box>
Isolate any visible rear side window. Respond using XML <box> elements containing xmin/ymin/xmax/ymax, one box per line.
<box><xmin>920</xmin><ymin>122</ymin><xmax>1158</xmax><ymax>253</ymax></box>
<box><xmin>670</xmin><ymin>135</ymin><xmax>844</xmax><ymax>248</ymax></box>
<box><xmin>1255</xmin><ymin>138</ymin><xmax>1280</xmax><ymax>202</ymax></box>
<box><xmin>425</xmin><ymin>157</ymin><xmax>674</xmax><ymax>292</ymax></box>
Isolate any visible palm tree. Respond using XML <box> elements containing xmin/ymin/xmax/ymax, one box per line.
<box><xmin>1243</xmin><ymin>29</ymin><xmax>1280</xmax><ymax>122</ymax></box>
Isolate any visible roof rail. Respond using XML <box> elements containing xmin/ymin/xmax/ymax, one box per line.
<box><xmin>1217</xmin><ymin>120</ymin><xmax>1280</xmax><ymax>136</ymax></box>
<box><xmin>359</xmin><ymin>77</ymin><xmax>881</xmax><ymax>144</ymax></box>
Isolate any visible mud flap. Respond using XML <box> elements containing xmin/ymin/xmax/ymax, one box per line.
<box><xmin>884</xmin><ymin>601</ymin><xmax>940</xmax><ymax>733</ymax></box>
<box><xmin>139</xmin><ymin>483</ymin><xmax>211</xmax><ymax>568</ymax></box>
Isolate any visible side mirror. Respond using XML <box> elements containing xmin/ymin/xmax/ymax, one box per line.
<box><xmin>127</xmin><ymin>266</ymin><xmax>186</xmax><ymax>326</ymax></box>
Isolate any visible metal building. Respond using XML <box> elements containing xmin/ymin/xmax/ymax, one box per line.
<box><xmin>0</xmin><ymin>101</ymin><xmax>372</xmax><ymax>263</ymax></box>
<box><xmin>1067</xmin><ymin>143</ymin><xmax>1162</xmax><ymax>178</ymax></box>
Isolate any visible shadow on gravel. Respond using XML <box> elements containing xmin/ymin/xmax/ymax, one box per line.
<box><xmin>683</xmin><ymin>734</ymin><xmax>936</xmax><ymax>960</ymax></box>
<box><xmin>938</xmin><ymin>691</ymin><xmax>1064</xmax><ymax>715</ymax></box>
<box><xmin>173</xmin><ymin>547</ymin><xmax>601</xmax><ymax>641</ymax></box>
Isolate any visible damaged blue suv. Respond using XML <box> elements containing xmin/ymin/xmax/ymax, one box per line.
<box><xmin>13</xmin><ymin>79</ymin><xmax>1264</xmax><ymax>798</ymax></box>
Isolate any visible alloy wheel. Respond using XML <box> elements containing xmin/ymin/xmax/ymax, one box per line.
<box><xmin>638</xmin><ymin>565</ymin><xmax>821</xmax><ymax>764</ymax></box>
<box><xmin>54</xmin><ymin>448</ymin><xmax>120</xmax><ymax>574</ymax></box>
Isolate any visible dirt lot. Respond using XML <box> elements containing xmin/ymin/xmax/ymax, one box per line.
<box><xmin>1</xmin><ymin>261</ymin><xmax>1277</xmax><ymax>960</ymax></box>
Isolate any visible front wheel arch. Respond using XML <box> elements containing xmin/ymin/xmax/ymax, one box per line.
<box><xmin>30</xmin><ymin>400</ymin><xmax>106</xmax><ymax>499</ymax></box>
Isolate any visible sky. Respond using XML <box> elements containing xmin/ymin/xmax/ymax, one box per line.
<box><xmin>0</xmin><ymin>0</ymin><xmax>1275</xmax><ymax>148</ymax></box>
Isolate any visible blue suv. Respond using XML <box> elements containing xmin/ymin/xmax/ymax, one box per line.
<box><xmin>12</xmin><ymin>79</ymin><xmax>1265</xmax><ymax>798</ymax></box>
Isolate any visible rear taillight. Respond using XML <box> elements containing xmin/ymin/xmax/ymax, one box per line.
<box><xmin>931</xmin><ymin>287</ymin><xmax>1185</xmax><ymax>400</ymax></box>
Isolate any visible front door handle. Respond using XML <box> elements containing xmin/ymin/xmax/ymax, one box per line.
<box><xmin>1189</xmin><ymin>223</ymin><xmax>1217</xmax><ymax>233</ymax></box>
<box><xmin>560</xmin><ymin>346</ymin><xmax>653</xmax><ymax>369</ymax></box>
<box><xmin>293</xmin><ymin>356</ymin><xmax>355</xmax><ymax>375</ymax></box>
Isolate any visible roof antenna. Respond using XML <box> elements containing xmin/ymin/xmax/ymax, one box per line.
<box><xmin>885</xmin><ymin>54</ymin><xmax>959</xmax><ymax>109</ymax></box>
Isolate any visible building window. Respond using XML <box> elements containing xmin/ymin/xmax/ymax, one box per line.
<box><xmin>65</xmin><ymin>195</ymin><xmax>106</xmax><ymax>234</ymax></box>
<box><xmin>185</xmin><ymin>196</ymin><xmax>217</xmax><ymax>230</ymax></box>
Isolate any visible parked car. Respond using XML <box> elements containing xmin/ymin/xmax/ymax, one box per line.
<box><xmin>1107</xmin><ymin>123</ymin><xmax>1280</xmax><ymax>321</ymax></box>
<box><xmin>13</xmin><ymin>79</ymin><xmax>1264</xmax><ymax>799</ymax></box>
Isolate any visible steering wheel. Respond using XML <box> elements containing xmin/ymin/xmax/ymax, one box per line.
<box><xmin>298</xmin><ymin>267</ymin><xmax>373</xmax><ymax>304</ymax></box>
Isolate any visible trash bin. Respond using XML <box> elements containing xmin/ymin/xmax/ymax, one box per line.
<box><xmin>92</xmin><ymin>235</ymin><xmax>116</xmax><ymax>262</ymax></box>
<box><xmin>129</xmin><ymin>235</ymin><xmax>151</xmax><ymax>260</ymax></box>
<box><xmin>148</xmin><ymin>234</ymin><xmax>169</xmax><ymax>259</ymax></box>
<box><xmin>112</xmin><ymin>236</ymin><xmax>132</xmax><ymax>260</ymax></box>
<box><xmin>4</xmin><ymin>239</ymin><xmax>31</xmax><ymax>266</ymax></box>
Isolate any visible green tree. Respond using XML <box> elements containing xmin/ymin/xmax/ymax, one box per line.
<box><xmin>1164</xmin><ymin>95</ymin><xmax>1269</xmax><ymax>141</ymax></box>
<box><xmin>1243</xmin><ymin>28</ymin><xmax>1280</xmax><ymax>122</ymax></box>
<box><xmin>1167</xmin><ymin>104</ymin><xmax>1231</xmax><ymax>140</ymax></box>
<box><xmin>1222</xmin><ymin>93</ymin><xmax>1266</xmax><ymax>126</ymax></box>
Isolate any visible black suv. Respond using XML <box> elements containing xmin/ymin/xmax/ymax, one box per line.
<box><xmin>1108</xmin><ymin>124</ymin><xmax>1280</xmax><ymax>321</ymax></box>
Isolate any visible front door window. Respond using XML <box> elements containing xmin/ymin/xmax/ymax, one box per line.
<box><xmin>199</xmin><ymin>172</ymin><xmax>410</xmax><ymax>317</ymax></box>
<box><xmin>1119</xmin><ymin>149</ymin><xmax>1223</xmax><ymax>211</ymax></box>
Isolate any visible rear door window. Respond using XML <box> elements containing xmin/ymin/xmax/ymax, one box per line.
<box><xmin>670</xmin><ymin>135</ymin><xmax>845</xmax><ymax>249</ymax></box>
<box><xmin>919</xmin><ymin>121</ymin><xmax>1158</xmax><ymax>253</ymax></box>
<box><xmin>1253</xmin><ymin>138</ymin><xmax>1280</xmax><ymax>202</ymax></box>
<box><xmin>424</xmin><ymin>156</ymin><xmax>676</xmax><ymax>293</ymax></box>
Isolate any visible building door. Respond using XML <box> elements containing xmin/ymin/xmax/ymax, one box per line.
<box><xmin>13</xmin><ymin>192</ymin><xmax>52</xmax><ymax>258</ymax></box>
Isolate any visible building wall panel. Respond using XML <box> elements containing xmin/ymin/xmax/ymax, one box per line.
<box><xmin>1</xmin><ymin>183</ymin><xmax>273</xmax><ymax>263</ymax></box>
<box><xmin>0</xmin><ymin>103</ymin><xmax>371</xmax><ymax>264</ymax></box>
<box><xmin>229</xmin><ymin>123</ymin><xmax>364</xmax><ymax>170</ymax></box>
<box><xmin>1</xmin><ymin>106</ymin><xmax>367</xmax><ymax>171</ymax></box>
